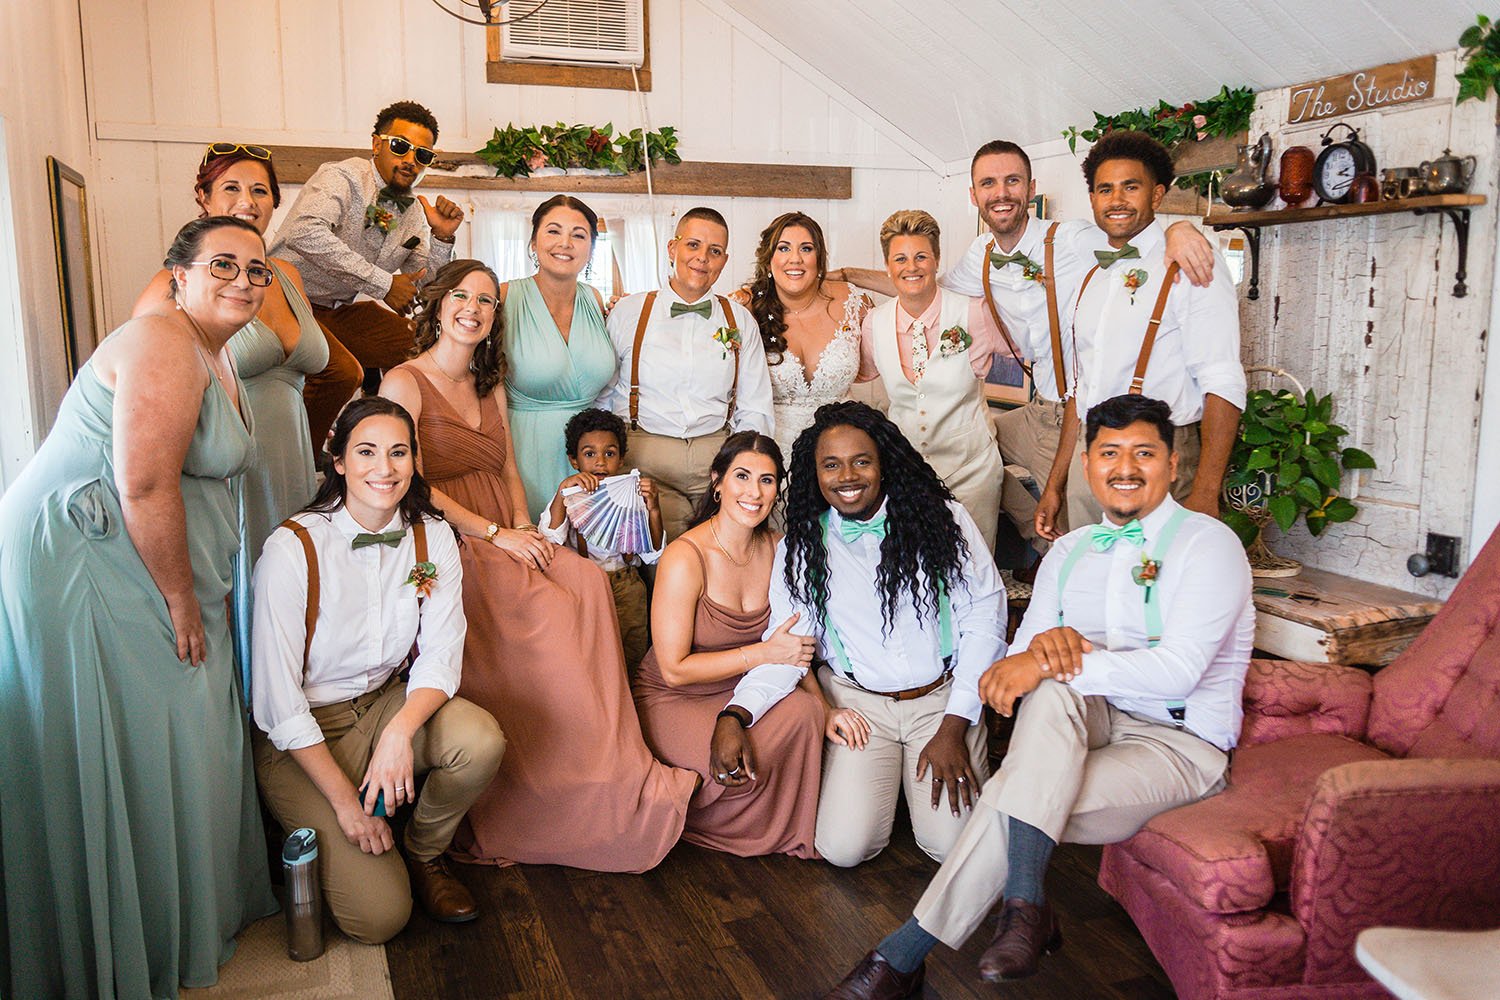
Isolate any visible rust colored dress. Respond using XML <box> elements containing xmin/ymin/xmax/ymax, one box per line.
<box><xmin>407</xmin><ymin>370</ymin><xmax>696</xmax><ymax>872</ymax></box>
<box><xmin>633</xmin><ymin>540</ymin><xmax>823</xmax><ymax>859</ymax></box>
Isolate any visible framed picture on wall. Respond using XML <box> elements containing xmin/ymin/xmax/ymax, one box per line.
<box><xmin>47</xmin><ymin>156</ymin><xmax>98</xmax><ymax>380</ymax></box>
<box><xmin>983</xmin><ymin>350</ymin><xmax>1031</xmax><ymax>407</ymax></box>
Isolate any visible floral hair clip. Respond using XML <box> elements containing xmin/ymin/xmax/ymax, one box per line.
<box><xmin>712</xmin><ymin>325</ymin><xmax>741</xmax><ymax>359</ymax></box>
<box><xmin>405</xmin><ymin>560</ymin><xmax>438</xmax><ymax>599</ymax></box>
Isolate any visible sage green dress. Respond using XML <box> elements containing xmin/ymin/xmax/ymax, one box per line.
<box><xmin>229</xmin><ymin>261</ymin><xmax>328</xmax><ymax>687</ymax></box>
<box><xmin>0</xmin><ymin>352</ymin><xmax>277</xmax><ymax>999</ymax></box>
<box><xmin>503</xmin><ymin>277</ymin><xmax>617</xmax><ymax>521</ymax></box>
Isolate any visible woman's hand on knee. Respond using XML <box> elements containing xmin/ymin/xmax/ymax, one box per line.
<box><xmin>335</xmin><ymin>801</ymin><xmax>395</xmax><ymax>855</ymax></box>
<box><xmin>826</xmin><ymin>706</ymin><xmax>870</xmax><ymax>749</ymax></box>
<box><xmin>361</xmin><ymin>725</ymin><xmax>417</xmax><ymax>814</ymax></box>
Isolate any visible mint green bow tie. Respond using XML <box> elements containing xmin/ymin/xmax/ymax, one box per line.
<box><xmin>1090</xmin><ymin>519</ymin><xmax>1145</xmax><ymax>552</ymax></box>
<box><xmin>1093</xmin><ymin>244</ymin><xmax>1141</xmax><ymax>269</ymax></box>
<box><xmin>989</xmin><ymin>249</ymin><xmax>1030</xmax><ymax>269</ymax></box>
<box><xmin>376</xmin><ymin>186</ymin><xmax>414</xmax><ymax>212</ymax></box>
<box><xmin>839</xmin><ymin>511</ymin><xmax>887</xmax><ymax>543</ymax></box>
<box><xmin>351</xmin><ymin>529</ymin><xmax>406</xmax><ymax>550</ymax></box>
<box><xmin>670</xmin><ymin>299</ymin><xmax>713</xmax><ymax>319</ymax></box>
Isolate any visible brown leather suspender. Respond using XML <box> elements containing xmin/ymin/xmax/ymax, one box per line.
<box><xmin>979</xmin><ymin>238</ymin><xmax>1031</xmax><ymax>376</ymax></box>
<box><xmin>1040</xmin><ymin>223</ymin><xmax>1068</xmax><ymax>397</ymax></box>
<box><xmin>1072</xmin><ymin>259</ymin><xmax>1181</xmax><ymax>397</ymax></box>
<box><xmin>628</xmin><ymin>292</ymin><xmax>740</xmax><ymax>430</ymax></box>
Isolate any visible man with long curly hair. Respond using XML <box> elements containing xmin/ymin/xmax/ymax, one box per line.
<box><xmin>719</xmin><ymin>401</ymin><xmax>1005</xmax><ymax>871</ymax></box>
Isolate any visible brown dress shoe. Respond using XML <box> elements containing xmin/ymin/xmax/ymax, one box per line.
<box><xmin>405</xmin><ymin>854</ymin><xmax>479</xmax><ymax>924</ymax></box>
<box><xmin>823</xmin><ymin>950</ymin><xmax>924</xmax><ymax>999</ymax></box>
<box><xmin>977</xmin><ymin>898</ymin><xmax>1062</xmax><ymax>981</ymax></box>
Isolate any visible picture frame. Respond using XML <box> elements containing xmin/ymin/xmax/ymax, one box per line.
<box><xmin>983</xmin><ymin>350</ymin><xmax>1032</xmax><ymax>408</ymax></box>
<box><xmin>47</xmin><ymin>156</ymin><xmax>98</xmax><ymax>380</ymax></box>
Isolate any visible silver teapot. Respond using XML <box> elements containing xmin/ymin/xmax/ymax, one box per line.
<box><xmin>1419</xmin><ymin>149</ymin><xmax>1477</xmax><ymax>194</ymax></box>
<box><xmin>1221</xmin><ymin>132</ymin><xmax>1276</xmax><ymax>211</ymax></box>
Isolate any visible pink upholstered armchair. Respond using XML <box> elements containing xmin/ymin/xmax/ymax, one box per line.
<box><xmin>1097</xmin><ymin>527</ymin><xmax>1500</xmax><ymax>1000</ymax></box>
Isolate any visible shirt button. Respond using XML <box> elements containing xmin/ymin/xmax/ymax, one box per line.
<box><xmin>920</xmin><ymin>425</ymin><xmax>927</xmax><ymax>431</ymax></box>
<box><xmin>918</xmin><ymin>393</ymin><xmax>925</xmax><ymax>399</ymax></box>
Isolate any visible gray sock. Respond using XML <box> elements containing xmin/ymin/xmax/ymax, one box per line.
<box><xmin>1003</xmin><ymin>816</ymin><xmax>1056</xmax><ymax>905</ymax></box>
<box><xmin>876</xmin><ymin>917</ymin><xmax>938</xmax><ymax>974</ymax></box>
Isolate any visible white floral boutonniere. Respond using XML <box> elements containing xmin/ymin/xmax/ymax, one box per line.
<box><xmin>937</xmin><ymin>324</ymin><xmax>973</xmax><ymax>357</ymax></box>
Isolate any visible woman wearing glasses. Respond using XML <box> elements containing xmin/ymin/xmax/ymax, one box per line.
<box><xmin>0</xmin><ymin>216</ymin><xmax>278</xmax><ymax>996</ymax></box>
<box><xmin>135</xmin><ymin>143</ymin><xmax>328</xmax><ymax>685</ymax></box>
<box><xmin>381</xmin><ymin>259</ymin><xmax>697</xmax><ymax>873</ymax></box>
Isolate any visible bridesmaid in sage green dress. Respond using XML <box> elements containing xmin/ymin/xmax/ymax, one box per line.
<box><xmin>503</xmin><ymin>195</ymin><xmax>618</xmax><ymax>522</ymax></box>
<box><xmin>0</xmin><ymin>217</ymin><xmax>278</xmax><ymax>998</ymax></box>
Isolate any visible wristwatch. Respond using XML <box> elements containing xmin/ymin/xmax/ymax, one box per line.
<box><xmin>484</xmin><ymin>522</ymin><xmax>500</xmax><ymax>542</ymax></box>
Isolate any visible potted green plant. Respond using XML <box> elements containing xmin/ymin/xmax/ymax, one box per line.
<box><xmin>1457</xmin><ymin>14</ymin><xmax>1500</xmax><ymax>104</ymax></box>
<box><xmin>1220</xmin><ymin>367</ymin><xmax>1376</xmax><ymax>576</ymax></box>
<box><xmin>616</xmin><ymin>126</ymin><xmax>682</xmax><ymax>172</ymax></box>
<box><xmin>474</xmin><ymin>124</ymin><xmax>549</xmax><ymax>178</ymax></box>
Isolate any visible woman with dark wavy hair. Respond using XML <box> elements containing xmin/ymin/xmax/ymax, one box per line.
<box><xmin>731</xmin><ymin>212</ymin><xmax>873</xmax><ymax>460</ymax></box>
<box><xmin>381</xmin><ymin>259</ymin><xmax>697</xmax><ymax>873</ymax></box>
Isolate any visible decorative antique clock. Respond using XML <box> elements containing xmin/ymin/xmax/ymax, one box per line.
<box><xmin>1313</xmin><ymin>122</ymin><xmax>1378</xmax><ymax>204</ymax></box>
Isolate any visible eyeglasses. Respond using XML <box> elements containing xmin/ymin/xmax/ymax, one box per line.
<box><xmin>201</xmin><ymin>142</ymin><xmax>272</xmax><ymax>167</ymax></box>
<box><xmin>375</xmin><ymin>134</ymin><xmax>437</xmax><ymax>166</ymax></box>
<box><xmin>449</xmin><ymin>289</ymin><xmax>498</xmax><ymax>310</ymax></box>
<box><xmin>189</xmin><ymin>259</ymin><xmax>274</xmax><ymax>287</ymax></box>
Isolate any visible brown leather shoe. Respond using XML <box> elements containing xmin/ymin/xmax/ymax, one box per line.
<box><xmin>977</xmin><ymin>898</ymin><xmax>1061</xmax><ymax>981</ymax></box>
<box><xmin>405</xmin><ymin>854</ymin><xmax>479</xmax><ymax>924</ymax></box>
<box><xmin>823</xmin><ymin>950</ymin><xmax>924</xmax><ymax>999</ymax></box>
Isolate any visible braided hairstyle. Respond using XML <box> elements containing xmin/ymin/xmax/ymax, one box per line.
<box><xmin>783</xmin><ymin>401</ymin><xmax>969</xmax><ymax>636</ymax></box>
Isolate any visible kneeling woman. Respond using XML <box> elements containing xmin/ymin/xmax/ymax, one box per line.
<box><xmin>250</xmin><ymin>397</ymin><xmax>506</xmax><ymax>944</ymax></box>
<box><xmin>634</xmin><ymin>432</ymin><xmax>826</xmax><ymax>858</ymax></box>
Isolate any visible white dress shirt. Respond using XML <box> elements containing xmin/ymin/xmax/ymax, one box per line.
<box><xmin>596</xmin><ymin>285</ymin><xmax>774</xmax><ymax>438</ymax></box>
<box><xmin>1071</xmin><ymin>220</ymin><xmax>1245</xmax><ymax>425</ymax></box>
<box><xmin>251</xmin><ymin>508</ymin><xmax>466</xmax><ymax>752</ymax></box>
<box><xmin>728</xmin><ymin>499</ymin><xmax>1006</xmax><ymax>725</ymax></box>
<box><xmin>940</xmin><ymin>218</ymin><xmax>1108</xmax><ymax>402</ymax></box>
<box><xmin>1013</xmin><ymin>495</ymin><xmax>1255</xmax><ymax>750</ymax></box>
<box><xmin>539</xmin><ymin>476</ymin><xmax>663</xmax><ymax>573</ymax></box>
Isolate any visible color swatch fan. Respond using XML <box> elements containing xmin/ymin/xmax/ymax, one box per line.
<box><xmin>562</xmin><ymin>470</ymin><xmax>653</xmax><ymax>554</ymax></box>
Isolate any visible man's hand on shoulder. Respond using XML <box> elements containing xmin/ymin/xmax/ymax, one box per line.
<box><xmin>420</xmin><ymin>195</ymin><xmax>465</xmax><ymax>242</ymax></box>
<box><xmin>979</xmin><ymin>650</ymin><xmax>1048</xmax><ymax>717</ymax></box>
<box><xmin>1164</xmin><ymin>221</ymin><xmax>1215</xmax><ymax>287</ymax></box>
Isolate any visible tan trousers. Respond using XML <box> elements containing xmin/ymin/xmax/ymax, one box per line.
<box><xmin>627</xmin><ymin>428</ymin><xmax>729</xmax><ymax>542</ymax></box>
<box><xmin>992</xmin><ymin>397</ymin><xmax>1066</xmax><ymax>552</ymax></box>
<box><xmin>814</xmin><ymin>668</ymin><xmax>992</xmax><ymax>868</ymax></box>
<box><xmin>607</xmin><ymin>564</ymin><xmax>650</xmax><ymax>676</ymax></box>
<box><xmin>302</xmin><ymin>322</ymin><xmax>364</xmax><ymax>454</ymax></box>
<box><xmin>253</xmin><ymin>679</ymin><xmax>506</xmax><ymax>945</ymax></box>
<box><xmin>912</xmin><ymin>680</ymin><xmax>1227</xmax><ymax>947</ymax></box>
<box><xmin>1066</xmin><ymin>420</ymin><xmax>1201</xmax><ymax>530</ymax></box>
<box><xmin>312</xmin><ymin>301</ymin><xmax>419</xmax><ymax>373</ymax></box>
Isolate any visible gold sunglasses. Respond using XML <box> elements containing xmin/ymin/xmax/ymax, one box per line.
<box><xmin>201</xmin><ymin>142</ymin><xmax>273</xmax><ymax>167</ymax></box>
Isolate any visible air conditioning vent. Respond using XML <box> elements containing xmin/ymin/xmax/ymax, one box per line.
<box><xmin>501</xmin><ymin>0</ymin><xmax>645</xmax><ymax>68</ymax></box>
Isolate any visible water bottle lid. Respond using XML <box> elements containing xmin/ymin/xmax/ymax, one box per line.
<box><xmin>282</xmin><ymin>827</ymin><xmax>319</xmax><ymax>865</ymax></box>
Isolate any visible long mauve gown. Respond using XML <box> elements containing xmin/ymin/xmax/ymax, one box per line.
<box><xmin>633</xmin><ymin>540</ymin><xmax>823</xmax><ymax>858</ymax></box>
<box><xmin>405</xmin><ymin>370</ymin><xmax>696</xmax><ymax>872</ymax></box>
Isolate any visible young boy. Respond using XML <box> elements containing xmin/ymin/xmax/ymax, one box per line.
<box><xmin>541</xmin><ymin>408</ymin><xmax>664</xmax><ymax>673</ymax></box>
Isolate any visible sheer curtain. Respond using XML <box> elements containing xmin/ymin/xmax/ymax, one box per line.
<box><xmin>469</xmin><ymin>193</ymin><xmax>535</xmax><ymax>282</ymax></box>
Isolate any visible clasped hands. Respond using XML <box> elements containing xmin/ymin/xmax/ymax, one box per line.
<box><xmin>979</xmin><ymin>626</ymin><xmax>1094</xmax><ymax>717</ymax></box>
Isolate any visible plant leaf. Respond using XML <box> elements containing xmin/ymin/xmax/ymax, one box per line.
<box><xmin>1278</xmin><ymin>461</ymin><xmax>1302</xmax><ymax>486</ymax></box>
<box><xmin>1461</xmin><ymin>24</ymin><xmax>1484</xmax><ymax>47</ymax></box>
<box><xmin>1294</xmin><ymin>478</ymin><xmax>1323</xmax><ymax>507</ymax></box>
<box><xmin>1220</xmin><ymin>508</ymin><xmax>1258</xmax><ymax>548</ymax></box>
<box><xmin>1246</xmin><ymin>447</ymin><xmax>1277</xmax><ymax>470</ymax></box>
<box><xmin>1310</xmin><ymin>456</ymin><xmax>1343</xmax><ymax>489</ymax></box>
<box><xmin>1268</xmin><ymin>495</ymin><xmax>1299</xmax><ymax>532</ymax></box>
<box><xmin>1341</xmin><ymin>447</ymin><xmax>1376</xmax><ymax>470</ymax></box>
<box><xmin>1324</xmin><ymin>498</ymin><xmax>1358</xmax><ymax>523</ymax></box>
<box><xmin>1306</xmin><ymin>510</ymin><xmax>1327</xmax><ymax>536</ymax></box>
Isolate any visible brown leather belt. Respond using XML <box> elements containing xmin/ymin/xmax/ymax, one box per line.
<box><xmin>869</xmin><ymin>669</ymin><xmax>953</xmax><ymax>702</ymax></box>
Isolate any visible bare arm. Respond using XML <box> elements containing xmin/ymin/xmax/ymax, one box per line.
<box><xmin>833</xmin><ymin>266</ymin><xmax>895</xmax><ymax>298</ymax></box>
<box><xmin>131</xmin><ymin>270</ymin><xmax>175</xmax><ymax>318</ymax></box>
<box><xmin>287</xmin><ymin>742</ymin><xmax>394</xmax><ymax>855</ymax></box>
<box><xmin>1183</xmin><ymin>392</ymin><xmax>1240</xmax><ymax>517</ymax></box>
<box><xmin>1035</xmin><ymin>397</ymin><xmax>1080</xmax><ymax>540</ymax></box>
<box><xmin>491</xmin><ymin>380</ymin><xmax>537</xmax><ymax>527</ymax></box>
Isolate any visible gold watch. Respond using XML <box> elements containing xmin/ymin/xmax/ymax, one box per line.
<box><xmin>484</xmin><ymin>522</ymin><xmax>500</xmax><ymax>542</ymax></box>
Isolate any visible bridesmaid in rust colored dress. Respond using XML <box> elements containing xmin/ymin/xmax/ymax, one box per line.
<box><xmin>381</xmin><ymin>259</ymin><xmax>696</xmax><ymax>873</ymax></box>
<box><xmin>634</xmin><ymin>432</ymin><xmax>825</xmax><ymax>858</ymax></box>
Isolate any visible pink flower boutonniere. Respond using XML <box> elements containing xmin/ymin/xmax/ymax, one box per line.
<box><xmin>1123</xmin><ymin>267</ymin><xmax>1148</xmax><ymax>304</ymax></box>
<box><xmin>712</xmin><ymin>325</ymin><xmax>741</xmax><ymax>360</ymax></box>
<box><xmin>364</xmin><ymin>203</ymin><xmax>398</xmax><ymax>234</ymax></box>
<box><xmin>405</xmin><ymin>561</ymin><xmax>438</xmax><ymax>599</ymax></box>
<box><xmin>937</xmin><ymin>324</ymin><xmax>973</xmax><ymax>357</ymax></box>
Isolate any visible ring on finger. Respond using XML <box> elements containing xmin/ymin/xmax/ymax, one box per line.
<box><xmin>956</xmin><ymin>776</ymin><xmax>967</xmax><ymax>783</ymax></box>
<box><xmin>727</xmin><ymin>766</ymin><xmax>742</xmax><ymax>776</ymax></box>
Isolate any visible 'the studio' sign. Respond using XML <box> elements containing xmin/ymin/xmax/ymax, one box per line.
<box><xmin>1286</xmin><ymin>56</ymin><xmax>1436</xmax><ymax>125</ymax></box>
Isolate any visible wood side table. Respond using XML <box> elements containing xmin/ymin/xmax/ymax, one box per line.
<box><xmin>1252</xmin><ymin>567</ymin><xmax>1444</xmax><ymax>668</ymax></box>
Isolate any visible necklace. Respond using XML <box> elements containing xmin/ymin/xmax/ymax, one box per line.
<box><xmin>177</xmin><ymin>300</ymin><xmax>231</xmax><ymax>388</ymax></box>
<box><xmin>430</xmin><ymin>356</ymin><xmax>473</xmax><ymax>384</ymax></box>
<box><xmin>709</xmin><ymin>519</ymin><xmax>755</xmax><ymax>567</ymax></box>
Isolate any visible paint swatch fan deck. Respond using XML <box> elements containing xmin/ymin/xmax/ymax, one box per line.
<box><xmin>562</xmin><ymin>470</ymin><xmax>653</xmax><ymax>554</ymax></box>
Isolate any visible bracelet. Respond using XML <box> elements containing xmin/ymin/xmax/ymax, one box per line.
<box><xmin>484</xmin><ymin>522</ymin><xmax>500</xmax><ymax>542</ymax></box>
<box><xmin>515</xmin><ymin>522</ymin><xmax>538</xmax><ymax>533</ymax></box>
<box><xmin>738</xmin><ymin>647</ymin><xmax>750</xmax><ymax>671</ymax></box>
<box><xmin>716</xmin><ymin>708</ymin><xmax>748</xmax><ymax>728</ymax></box>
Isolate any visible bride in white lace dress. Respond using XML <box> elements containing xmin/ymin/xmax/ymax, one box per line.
<box><xmin>732</xmin><ymin>213</ymin><xmax>873</xmax><ymax>460</ymax></box>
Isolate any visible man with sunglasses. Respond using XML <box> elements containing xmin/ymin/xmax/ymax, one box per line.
<box><xmin>272</xmin><ymin>100</ymin><xmax>465</xmax><ymax>398</ymax></box>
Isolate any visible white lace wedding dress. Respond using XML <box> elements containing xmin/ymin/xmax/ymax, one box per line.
<box><xmin>770</xmin><ymin>287</ymin><xmax>867</xmax><ymax>460</ymax></box>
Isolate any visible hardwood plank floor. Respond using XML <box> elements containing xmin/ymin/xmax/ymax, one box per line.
<box><xmin>386</xmin><ymin>822</ymin><xmax>1176</xmax><ymax>999</ymax></box>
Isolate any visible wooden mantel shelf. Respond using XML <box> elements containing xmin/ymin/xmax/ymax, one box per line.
<box><xmin>266</xmin><ymin>146</ymin><xmax>853</xmax><ymax>201</ymax></box>
<box><xmin>1204</xmin><ymin>193</ymin><xmax>1487</xmax><ymax>300</ymax></box>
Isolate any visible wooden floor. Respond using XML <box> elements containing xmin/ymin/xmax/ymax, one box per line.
<box><xmin>385</xmin><ymin>820</ymin><xmax>1176</xmax><ymax>1000</ymax></box>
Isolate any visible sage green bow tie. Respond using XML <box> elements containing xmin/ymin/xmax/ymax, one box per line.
<box><xmin>1090</xmin><ymin>519</ymin><xmax>1145</xmax><ymax>552</ymax></box>
<box><xmin>351</xmin><ymin>529</ymin><xmax>406</xmax><ymax>550</ymax></box>
<box><xmin>376</xmin><ymin>186</ymin><xmax>414</xmax><ymax>212</ymax></box>
<box><xmin>1093</xmin><ymin>244</ymin><xmax>1141</xmax><ymax>269</ymax></box>
<box><xmin>989</xmin><ymin>249</ymin><xmax>1030</xmax><ymax>269</ymax></box>
<box><xmin>838</xmin><ymin>511</ymin><xmax>887</xmax><ymax>543</ymax></box>
<box><xmin>669</xmin><ymin>299</ymin><xmax>713</xmax><ymax>319</ymax></box>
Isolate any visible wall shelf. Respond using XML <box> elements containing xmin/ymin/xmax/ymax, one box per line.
<box><xmin>1204</xmin><ymin>194</ymin><xmax>1486</xmax><ymax>300</ymax></box>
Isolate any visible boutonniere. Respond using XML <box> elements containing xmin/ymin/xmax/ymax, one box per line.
<box><xmin>711</xmin><ymin>325</ymin><xmax>741</xmax><ymax>359</ymax></box>
<box><xmin>1020</xmin><ymin>258</ymin><xmax>1044</xmax><ymax>282</ymax></box>
<box><xmin>405</xmin><ymin>560</ymin><xmax>438</xmax><ymax>598</ymax></box>
<box><xmin>1131</xmin><ymin>553</ymin><xmax>1161</xmax><ymax>596</ymax></box>
<box><xmin>937</xmin><ymin>324</ymin><xmax>972</xmax><ymax>357</ymax></box>
<box><xmin>1122</xmin><ymin>267</ymin><xmax>1148</xmax><ymax>304</ymax></box>
<box><xmin>364</xmin><ymin>203</ymin><xmax>398</xmax><ymax>234</ymax></box>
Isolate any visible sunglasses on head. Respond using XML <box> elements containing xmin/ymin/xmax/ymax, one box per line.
<box><xmin>201</xmin><ymin>142</ymin><xmax>272</xmax><ymax>167</ymax></box>
<box><xmin>375</xmin><ymin>134</ymin><xmax>437</xmax><ymax>166</ymax></box>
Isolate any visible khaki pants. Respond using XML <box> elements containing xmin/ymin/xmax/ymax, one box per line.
<box><xmin>313</xmin><ymin>301</ymin><xmax>419</xmax><ymax>374</ymax></box>
<box><xmin>627</xmin><ymin>428</ymin><xmax>729</xmax><ymax>542</ymax></box>
<box><xmin>992</xmin><ymin>397</ymin><xmax>1066</xmax><ymax>552</ymax></box>
<box><xmin>912</xmin><ymin>680</ymin><xmax>1227</xmax><ymax>947</ymax></box>
<box><xmin>302</xmin><ymin>322</ymin><xmax>364</xmax><ymax>454</ymax></box>
<box><xmin>814</xmin><ymin>668</ymin><xmax>992</xmax><ymax>868</ymax></box>
<box><xmin>608</xmin><ymin>564</ymin><xmax>650</xmax><ymax>676</ymax></box>
<box><xmin>1066</xmin><ymin>420</ymin><xmax>1201</xmax><ymax>529</ymax></box>
<box><xmin>253</xmin><ymin>679</ymin><xmax>506</xmax><ymax>944</ymax></box>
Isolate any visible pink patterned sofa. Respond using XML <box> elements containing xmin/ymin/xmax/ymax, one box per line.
<box><xmin>1097</xmin><ymin>527</ymin><xmax>1500</xmax><ymax>1000</ymax></box>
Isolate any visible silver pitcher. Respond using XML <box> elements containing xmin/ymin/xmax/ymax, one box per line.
<box><xmin>1419</xmin><ymin>149</ymin><xmax>1477</xmax><ymax>194</ymax></box>
<box><xmin>1220</xmin><ymin>132</ymin><xmax>1276</xmax><ymax>211</ymax></box>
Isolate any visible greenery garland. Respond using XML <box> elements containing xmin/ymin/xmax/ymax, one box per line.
<box><xmin>474</xmin><ymin>122</ymin><xmax>682</xmax><ymax>178</ymax></box>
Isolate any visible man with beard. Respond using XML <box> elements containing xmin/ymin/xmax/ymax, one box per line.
<box><xmin>273</xmin><ymin>100</ymin><xmax>466</xmax><ymax>409</ymax></box>
<box><xmin>823</xmin><ymin>394</ymin><xmax>1253</xmax><ymax>999</ymax></box>
<box><xmin>1033</xmin><ymin>131</ymin><xmax>1244</xmax><ymax>537</ymax></box>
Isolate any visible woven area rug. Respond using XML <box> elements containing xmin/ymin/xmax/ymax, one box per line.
<box><xmin>180</xmin><ymin>915</ymin><xmax>392</xmax><ymax>1000</ymax></box>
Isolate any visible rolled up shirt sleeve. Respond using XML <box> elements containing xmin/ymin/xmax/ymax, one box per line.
<box><xmin>404</xmin><ymin>520</ymin><xmax>466</xmax><ymax>699</ymax></box>
<box><xmin>1182</xmin><ymin>259</ymin><xmax>1246</xmax><ymax>412</ymax></box>
<box><xmin>944</xmin><ymin>503</ymin><xmax>1007</xmax><ymax>722</ymax></box>
<box><xmin>251</xmin><ymin>530</ymin><xmax>327</xmax><ymax>752</ymax></box>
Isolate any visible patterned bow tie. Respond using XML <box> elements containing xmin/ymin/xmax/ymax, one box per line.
<box><xmin>1093</xmin><ymin>244</ymin><xmax>1141</xmax><ymax>269</ymax></box>
<box><xmin>989</xmin><ymin>249</ymin><xmax>1030</xmax><ymax>269</ymax></box>
<box><xmin>351</xmin><ymin>529</ymin><xmax>406</xmax><ymax>550</ymax></box>
<box><xmin>376</xmin><ymin>186</ymin><xmax>414</xmax><ymax>212</ymax></box>
<box><xmin>670</xmin><ymin>299</ymin><xmax>713</xmax><ymax>319</ymax></box>
<box><xmin>1090</xmin><ymin>519</ymin><xmax>1146</xmax><ymax>552</ymax></box>
<box><xmin>839</xmin><ymin>511</ymin><xmax>887</xmax><ymax>543</ymax></box>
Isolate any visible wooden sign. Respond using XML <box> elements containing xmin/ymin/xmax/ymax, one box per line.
<box><xmin>1286</xmin><ymin>55</ymin><xmax>1437</xmax><ymax>125</ymax></box>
